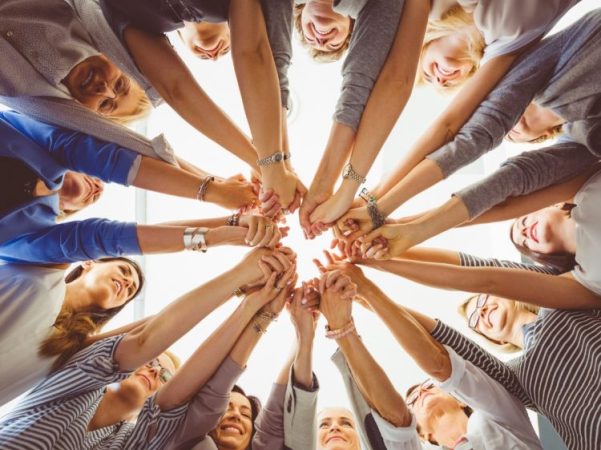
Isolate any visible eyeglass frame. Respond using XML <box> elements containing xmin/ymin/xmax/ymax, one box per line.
<box><xmin>467</xmin><ymin>294</ymin><xmax>489</xmax><ymax>330</ymax></box>
<box><xmin>146</xmin><ymin>358</ymin><xmax>174</xmax><ymax>384</ymax></box>
<box><xmin>406</xmin><ymin>379</ymin><xmax>435</xmax><ymax>408</ymax></box>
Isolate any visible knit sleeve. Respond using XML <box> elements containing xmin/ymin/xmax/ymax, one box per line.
<box><xmin>458</xmin><ymin>252</ymin><xmax>559</xmax><ymax>275</ymax></box>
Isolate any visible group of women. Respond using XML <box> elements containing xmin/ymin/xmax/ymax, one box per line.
<box><xmin>0</xmin><ymin>0</ymin><xmax>599</xmax><ymax>448</ymax></box>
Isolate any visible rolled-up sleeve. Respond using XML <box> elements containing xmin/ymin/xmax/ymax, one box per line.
<box><xmin>0</xmin><ymin>219</ymin><xmax>141</xmax><ymax>264</ymax></box>
<box><xmin>454</xmin><ymin>140</ymin><xmax>597</xmax><ymax>218</ymax></box>
<box><xmin>283</xmin><ymin>368</ymin><xmax>319</xmax><ymax>450</ymax></box>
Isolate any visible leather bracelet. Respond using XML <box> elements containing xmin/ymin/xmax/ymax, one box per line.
<box><xmin>367</xmin><ymin>199</ymin><xmax>387</xmax><ymax>229</ymax></box>
<box><xmin>197</xmin><ymin>176</ymin><xmax>214</xmax><ymax>201</ymax></box>
<box><xmin>325</xmin><ymin>319</ymin><xmax>355</xmax><ymax>339</ymax></box>
<box><xmin>183</xmin><ymin>227</ymin><xmax>208</xmax><ymax>252</ymax></box>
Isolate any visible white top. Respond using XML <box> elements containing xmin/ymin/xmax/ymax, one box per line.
<box><xmin>371</xmin><ymin>411</ymin><xmax>423</xmax><ymax>450</ymax></box>
<box><xmin>430</xmin><ymin>0</ymin><xmax>580</xmax><ymax>63</ymax></box>
<box><xmin>572</xmin><ymin>170</ymin><xmax>601</xmax><ymax>295</ymax></box>
<box><xmin>0</xmin><ymin>264</ymin><xmax>65</xmax><ymax>406</ymax></box>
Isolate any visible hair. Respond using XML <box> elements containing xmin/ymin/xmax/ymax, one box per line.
<box><xmin>293</xmin><ymin>4</ymin><xmax>355</xmax><ymax>63</ymax></box>
<box><xmin>511</xmin><ymin>203</ymin><xmax>577</xmax><ymax>273</ymax></box>
<box><xmin>405</xmin><ymin>382</ymin><xmax>473</xmax><ymax>446</ymax></box>
<box><xmin>39</xmin><ymin>257</ymin><xmax>145</xmax><ymax>371</ymax></box>
<box><xmin>457</xmin><ymin>295</ymin><xmax>540</xmax><ymax>352</ymax></box>
<box><xmin>416</xmin><ymin>5</ymin><xmax>485</xmax><ymax>89</ymax></box>
<box><xmin>527</xmin><ymin>123</ymin><xmax>565</xmax><ymax>144</ymax></box>
<box><xmin>163</xmin><ymin>350</ymin><xmax>181</xmax><ymax>371</ymax></box>
<box><xmin>108</xmin><ymin>82</ymin><xmax>153</xmax><ymax>125</ymax></box>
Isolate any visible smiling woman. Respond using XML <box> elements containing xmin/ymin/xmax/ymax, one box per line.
<box><xmin>317</xmin><ymin>407</ymin><xmax>361</xmax><ymax>450</ymax></box>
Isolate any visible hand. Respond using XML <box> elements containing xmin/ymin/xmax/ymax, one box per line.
<box><xmin>239</xmin><ymin>215</ymin><xmax>288</xmax><ymax>248</ymax></box>
<box><xmin>335</xmin><ymin>206</ymin><xmax>373</xmax><ymax>254</ymax></box>
<box><xmin>260</xmin><ymin>263</ymin><xmax>297</xmax><ymax>317</ymax></box>
<box><xmin>299</xmin><ymin>189</ymin><xmax>332</xmax><ymax>239</ymax></box>
<box><xmin>259</xmin><ymin>189</ymin><xmax>281</xmax><ymax>218</ymax></box>
<box><xmin>262</xmin><ymin>168</ymin><xmax>306</xmax><ymax>214</ymax></box>
<box><xmin>313</xmin><ymin>251</ymin><xmax>372</xmax><ymax>307</ymax></box>
<box><xmin>206</xmin><ymin>176</ymin><xmax>258</xmax><ymax>211</ymax></box>
<box><xmin>300</xmin><ymin>279</ymin><xmax>321</xmax><ymax>311</ymax></box>
<box><xmin>242</xmin><ymin>271</ymin><xmax>282</xmax><ymax>312</ymax></box>
<box><xmin>239</xmin><ymin>248</ymin><xmax>295</xmax><ymax>291</ymax></box>
<box><xmin>287</xmin><ymin>287</ymin><xmax>319</xmax><ymax>340</ymax></box>
<box><xmin>308</xmin><ymin>188</ymin><xmax>355</xmax><ymax>237</ymax></box>
<box><xmin>358</xmin><ymin>223</ymin><xmax>421</xmax><ymax>259</ymax></box>
<box><xmin>319</xmin><ymin>271</ymin><xmax>356</xmax><ymax>329</ymax></box>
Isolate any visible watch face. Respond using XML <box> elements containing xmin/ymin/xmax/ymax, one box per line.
<box><xmin>343</xmin><ymin>164</ymin><xmax>351</xmax><ymax>176</ymax></box>
<box><xmin>274</xmin><ymin>153</ymin><xmax>283</xmax><ymax>162</ymax></box>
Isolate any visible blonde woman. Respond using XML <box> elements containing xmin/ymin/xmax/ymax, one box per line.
<box><xmin>302</xmin><ymin>0</ymin><xmax>578</xmax><ymax>235</ymax></box>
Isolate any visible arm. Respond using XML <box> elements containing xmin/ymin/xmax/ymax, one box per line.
<box><xmin>122</xmin><ymin>27</ymin><xmax>259</xmax><ymax>170</ymax></box>
<box><xmin>84</xmin><ymin>316</ymin><xmax>152</xmax><ymax>346</ymax></box>
<box><xmin>358</xmin><ymin>258</ymin><xmax>601</xmax><ymax>309</ymax></box>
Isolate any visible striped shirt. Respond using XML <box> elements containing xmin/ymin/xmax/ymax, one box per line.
<box><xmin>459</xmin><ymin>252</ymin><xmax>559</xmax><ymax>275</ymax></box>
<box><xmin>0</xmin><ymin>335</ymin><xmax>188</xmax><ymax>450</ymax></box>
<box><xmin>431</xmin><ymin>308</ymin><xmax>601</xmax><ymax>450</ymax></box>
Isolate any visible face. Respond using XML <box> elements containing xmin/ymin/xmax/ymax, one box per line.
<box><xmin>79</xmin><ymin>260</ymin><xmax>141</xmax><ymax>310</ymax></box>
<box><xmin>179</xmin><ymin>22</ymin><xmax>231</xmax><ymax>60</ymax></box>
<box><xmin>117</xmin><ymin>353</ymin><xmax>175</xmax><ymax>408</ymax></box>
<box><xmin>62</xmin><ymin>55</ymin><xmax>140</xmax><ymax>117</ymax></box>
<box><xmin>465</xmin><ymin>295</ymin><xmax>516</xmax><ymax>344</ymax></box>
<box><xmin>59</xmin><ymin>172</ymin><xmax>104</xmax><ymax>212</ymax></box>
<box><xmin>421</xmin><ymin>34</ymin><xmax>475</xmax><ymax>88</ymax></box>
<box><xmin>507</xmin><ymin>103</ymin><xmax>562</xmax><ymax>143</ymax></box>
<box><xmin>510</xmin><ymin>204</ymin><xmax>572</xmax><ymax>254</ymax></box>
<box><xmin>317</xmin><ymin>408</ymin><xmax>360</xmax><ymax>450</ymax></box>
<box><xmin>407</xmin><ymin>381</ymin><xmax>468</xmax><ymax>446</ymax></box>
<box><xmin>211</xmin><ymin>391</ymin><xmax>253</xmax><ymax>449</ymax></box>
<box><xmin>301</xmin><ymin>1</ymin><xmax>351</xmax><ymax>52</ymax></box>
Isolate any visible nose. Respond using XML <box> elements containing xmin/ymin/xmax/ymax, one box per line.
<box><xmin>315</xmin><ymin>36</ymin><xmax>330</xmax><ymax>48</ymax></box>
<box><xmin>94</xmin><ymin>81</ymin><xmax>116</xmax><ymax>98</ymax></box>
<box><xmin>435</xmin><ymin>75</ymin><xmax>448</xmax><ymax>87</ymax></box>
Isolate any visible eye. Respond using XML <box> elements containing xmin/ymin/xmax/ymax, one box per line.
<box><xmin>319</xmin><ymin>422</ymin><xmax>329</xmax><ymax>429</ymax></box>
<box><xmin>341</xmin><ymin>420</ymin><xmax>353</xmax><ymax>427</ymax></box>
<box><xmin>98</xmin><ymin>98</ymin><xmax>114</xmax><ymax>114</ymax></box>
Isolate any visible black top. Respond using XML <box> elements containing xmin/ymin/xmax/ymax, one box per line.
<box><xmin>0</xmin><ymin>157</ymin><xmax>39</xmax><ymax>215</ymax></box>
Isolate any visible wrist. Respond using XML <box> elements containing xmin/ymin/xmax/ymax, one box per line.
<box><xmin>339</xmin><ymin>179</ymin><xmax>360</xmax><ymax>197</ymax></box>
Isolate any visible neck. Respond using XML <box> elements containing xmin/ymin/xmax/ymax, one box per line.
<box><xmin>507</xmin><ymin>310</ymin><xmax>538</xmax><ymax>349</ymax></box>
<box><xmin>557</xmin><ymin>217</ymin><xmax>577</xmax><ymax>254</ymax></box>
<box><xmin>63</xmin><ymin>283</ymin><xmax>93</xmax><ymax>311</ymax></box>
<box><xmin>88</xmin><ymin>389</ymin><xmax>139</xmax><ymax>432</ymax></box>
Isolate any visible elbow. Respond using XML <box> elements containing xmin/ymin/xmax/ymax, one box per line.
<box><xmin>377</xmin><ymin>400</ymin><xmax>412</xmax><ymax>427</ymax></box>
<box><xmin>233</xmin><ymin>39</ymin><xmax>273</xmax><ymax>67</ymax></box>
<box><xmin>378</xmin><ymin>69</ymin><xmax>414</xmax><ymax>97</ymax></box>
<box><xmin>425</xmin><ymin>347</ymin><xmax>452</xmax><ymax>382</ymax></box>
<box><xmin>160</xmin><ymin>77</ymin><xmax>190</xmax><ymax>107</ymax></box>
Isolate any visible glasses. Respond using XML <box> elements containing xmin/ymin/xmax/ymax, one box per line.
<box><xmin>468</xmin><ymin>294</ymin><xmax>489</xmax><ymax>330</ymax></box>
<box><xmin>147</xmin><ymin>358</ymin><xmax>174</xmax><ymax>384</ymax></box>
<box><xmin>406</xmin><ymin>379</ymin><xmax>435</xmax><ymax>408</ymax></box>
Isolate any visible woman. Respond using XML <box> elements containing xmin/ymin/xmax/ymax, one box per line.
<box><xmin>301</xmin><ymin>0</ymin><xmax>578</xmax><ymax>235</ymax></box>
<box><xmin>317</xmin><ymin>266</ymin><xmax>542</xmax><ymax>449</ymax></box>
<box><xmin>0</xmin><ymin>247</ymin><xmax>296</xmax><ymax>449</ymax></box>
<box><xmin>167</xmin><ymin>277</ymin><xmax>319</xmax><ymax>450</ymax></box>
<box><xmin>316</xmin><ymin>408</ymin><xmax>361</xmax><ymax>450</ymax></box>
<box><xmin>336</xmin><ymin>6</ymin><xmax>599</xmax><ymax>242</ymax></box>
<box><xmin>178</xmin><ymin>22</ymin><xmax>231</xmax><ymax>61</ymax></box>
<box><xmin>0</xmin><ymin>257</ymin><xmax>143</xmax><ymax>406</ymax></box>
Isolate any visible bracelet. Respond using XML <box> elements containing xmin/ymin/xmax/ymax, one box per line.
<box><xmin>325</xmin><ymin>319</ymin><xmax>355</xmax><ymax>339</ymax></box>
<box><xmin>257</xmin><ymin>151</ymin><xmax>286</xmax><ymax>167</ymax></box>
<box><xmin>226</xmin><ymin>212</ymin><xmax>241</xmax><ymax>227</ymax></box>
<box><xmin>256</xmin><ymin>311</ymin><xmax>278</xmax><ymax>321</ymax></box>
<box><xmin>367</xmin><ymin>199</ymin><xmax>387</xmax><ymax>229</ymax></box>
<box><xmin>359</xmin><ymin>187</ymin><xmax>376</xmax><ymax>204</ymax></box>
<box><xmin>196</xmin><ymin>176</ymin><xmax>214</xmax><ymax>201</ymax></box>
<box><xmin>233</xmin><ymin>287</ymin><xmax>246</xmax><ymax>297</ymax></box>
<box><xmin>253</xmin><ymin>320</ymin><xmax>268</xmax><ymax>334</ymax></box>
<box><xmin>342</xmin><ymin>163</ymin><xmax>366</xmax><ymax>185</ymax></box>
<box><xmin>183</xmin><ymin>227</ymin><xmax>209</xmax><ymax>252</ymax></box>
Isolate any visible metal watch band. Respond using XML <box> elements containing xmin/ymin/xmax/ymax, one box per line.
<box><xmin>342</xmin><ymin>163</ymin><xmax>366</xmax><ymax>184</ymax></box>
<box><xmin>257</xmin><ymin>151</ymin><xmax>285</xmax><ymax>167</ymax></box>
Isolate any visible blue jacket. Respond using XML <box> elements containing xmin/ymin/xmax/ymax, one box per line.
<box><xmin>0</xmin><ymin>111</ymin><xmax>141</xmax><ymax>263</ymax></box>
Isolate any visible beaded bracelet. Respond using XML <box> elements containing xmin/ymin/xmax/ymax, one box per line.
<box><xmin>226</xmin><ymin>212</ymin><xmax>241</xmax><ymax>227</ymax></box>
<box><xmin>367</xmin><ymin>199</ymin><xmax>387</xmax><ymax>229</ymax></box>
<box><xmin>325</xmin><ymin>319</ymin><xmax>355</xmax><ymax>339</ymax></box>
<box><xmin>196</xmin><ymin>176</ymin><xmax>215</xmax><ymax>202</ymax></box>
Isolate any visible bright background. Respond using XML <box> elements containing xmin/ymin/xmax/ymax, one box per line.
<box><xmin>1</xmin><ymin>2</ymin><xmax>597</xmax><ymax>447</ymax></box>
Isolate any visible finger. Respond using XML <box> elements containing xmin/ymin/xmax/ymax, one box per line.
<box><xmin>266</xmin><ymin>228</ymin><xmax>282</xmax><ymax>248</ymax></box>
<box><xmin>288</xmin><ymin>190</ymin><xmax>302</xmax><ymax>213</ymax></box>
<box><xmin>264</xmin><ymin>271</ymin><xmax>278</xmax><ymax>290</ymax></box>
<box><xmin>323</xmin><ymin>250</ymin><xmax>335</xmax><ymax>265</ymax></box>
<box><xmin>261</xmin><ymin>255</ymin><xmax>284</xmax><ymax>272</ymax></box>
<box><xmin>333</xmin><ymin>276</ymin><xmax>350</xmax><ymax>293</ymax></box>
<box><xmin>249</xmin><ymin>222</ymin><xmax>266</xmax><ymax>247</ymax></box>
<box><xmin>312</xmin><ymin>258</ymin><xmax>327</xmax><ymax>274</ymax></box>
<box><xmin>258</xmin><ymin>261</ymin><xmax>273</xmax><ymax>280</ymax></box>
<box><xmin>365</xmin><ymin>244</ymin><xmax>384</xmax><ymax>259</ymax></box>
<box><xmin>273</xmin><ymin>252</ymin><xmax>292</xmax><ymax>270</ymax></box>
<box><xmin>319</xmin><ymin>273</ymin><xmax>328</xmax><ymax>294</ymax></box>
<box><xmin>279</xmin><ymin>263</ymin><xmax>297</xmax><ymax>285</ymax></box>
<box><xmin>325</xmin><ymin>270</ymin><xmax>342</xmax><ymax>288</ymax></box>
<box><xmin>245</xmin><ymin>217</ymin><xmax>258</xmax><ymax>244</ymax></box>
<box><xmin>261</xmin><ymin>192</ymin><xmax>279</xmax><ymax>210</ymax></box>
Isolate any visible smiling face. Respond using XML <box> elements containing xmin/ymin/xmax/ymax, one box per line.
<box><xmin>179</xmin><ymin>21</ymin><xmax>231</xmax><ymax>60</ymax></box>
<box><xmin>420</xmin><ymin>33</ymin><xmax>475</xmax><ymax>88</ymax></box>
<box><xmin>507</xmin><ymin>103</ymin><xmax>564</xmax><ymax>143</ymax></box>
<box><xmin>117</xmin><ymin>353</ymin><xmax>176</xmax><ymax>409</ymax></box>
<box><xmin>78</xmin><ymin>260</ymin><xmax>141</xmax><ymax>310</ymax></box>
<box><xmin>465</xmin><ymin>295</ymin><xmax>517</xmax><ymax>344</ymax></box>
<box><xmin>317</xmin><ymin>408</ymin><xmax>360</xmax><ymax>450</ymax></box>
<box><xmin>211</xmin><ymin>391</ymin><xmax>254</xmax><ymax>450</ymax></box>
<box><xmin>59</xmin><ymin>172</ymin><xmax>104</xmax><ymax>212</ymax></box>
<box><xmin>300</xmin><ymin>1</ymin><xmax>351</xmax><ymax>53</ymax></box>
<box><xmin>407</xmin><ymin>382</ymin><xmax>468</xmax><ymax>447</ymax></box>
<box><xmin>510</xmin><ymin>204</ymin><xmax>574</xmax><ymax>255</ymax></box>
<box><xmin>62</xmin><ymin>55</ymin><xmax>141</xmax><ymax>117</ymax></box>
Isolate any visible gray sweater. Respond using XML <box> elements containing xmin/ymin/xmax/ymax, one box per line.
<box><xmin>426</xmin><ymin>9</ymin><xmax>601</xmax><ymax>218</ymax></box>
<box><xmin>270</xmin><ymin>0</ymin><xmax>404</xmax><ymax>130</ymax></box>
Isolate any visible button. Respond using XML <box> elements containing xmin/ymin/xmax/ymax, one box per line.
<box><xmin>6</xmin><ymin>31</ymin><xmax>13</xmax><ymax>37</ymax></box>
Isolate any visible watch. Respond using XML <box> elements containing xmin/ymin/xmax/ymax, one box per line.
<box><xmin>257</xmin><ymin>151</ymin><xmax>285</xmax><ymax>167</ymax></box>
<box><xmin>342</xmin><ymin>163</ymin><xmax>366</xmax><ymax>184</ymax></box>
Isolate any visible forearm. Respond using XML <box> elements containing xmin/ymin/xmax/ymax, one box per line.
<box><xmin>405</xmin><ymin>196</ymin><xmax>470</xmax><ymax>245</ymax></box>
<box><xmin>134</xmin><ymin>156</ymin><xmax>204</xmax><ymax>199</ymax></box>
<box><xmin>84</xmin><ymin>316</ymin><xmax>153</xmax><ymax>346</ymax></box>
<box><xmin>397</xmin><ymin>247</ymin><xmax>461</xmax><ymax>265</ymax></box>
<box><xmin>337</xmin><ymin>333</ymin><xmax>411</xmax><ymax>426</ymax></box>
<box><xmin>137</xmin><ymin>224</ymin><xmax>247</xmax><ymax>253</ymax></box>
<box><xmin>311</xmin><ymin>123</ymin><xmax>356</xmax><ymax>192</ymax></box>
<box><xmin>292</xmin><ymin>335</ymin><xmax>314</xmax><ymax>389</ymax></box>
<box><xmin>157</xmin><ymin>301</ymin><xmax>259</xmax><ymax>410</ymax></box>
<box><xmin>229</xmin><ymin>315</ymin><xmax>272</xmax><ymax>368</ymax></box>
<box><xmin>360</xmin><ymin>281</ymin><xmax>450</xmax><ymax>380</ymax></box>
<box><xmin>116</xmin><ymin>267</ymin><xmax>246</xmax><ymax>370</ymax></box>
<box><xmin>174</xmin><ymin>156</ymin><xmax>211</xmax><ymax>178</ymax></box>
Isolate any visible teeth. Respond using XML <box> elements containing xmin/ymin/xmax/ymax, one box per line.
<box><xmin>315</xmin><ymin>27</ymin><xmax>333</xmax><ymax>36</ymax></box>
<box><xmin>81</xmin><ymin>69</ymin><xmax>93</xmax><ymax>88</ymax></box>
<box><xmin>438</xmin><ymin>65</ymin><xmax>454</xmax><ymax>76</ymax></box>
<box><xmin>224</xmin><ymin>426</ymin><xmax>241</xmax><ymax>434</ymax></box>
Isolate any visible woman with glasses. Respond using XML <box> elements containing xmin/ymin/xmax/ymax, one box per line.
<box><xmin>0</xmin><ymin>247</ymin><xmax>296</xmax><ymax>450</ymax></box>
<box><xmin>316</xmin><ymin>265</ymin><xmax>541</xmax><ymax>449</ymax></box>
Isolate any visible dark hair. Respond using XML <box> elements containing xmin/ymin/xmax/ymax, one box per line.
<box><xmin>39</xmin><ymin>257</ymin><xmax>145</xmax><ymax>371</ymax></box>
<box><xmin>293</xmin><ymin>4</ymin><xmax>355</xmax><ymax>62</ymax></box>
<box><xmin>511</xmin><ymin>203</ymin><xmax>577</xmax><ymax>273</ymax></box>
<box><xmin>232</xmin><ymin>385</ymin><xmax>262</xmax><ymax>445</ymax></box>
<box><xmin>405</xmin><ymin>381</ymin><xmax>473</xmax><ymax>446</ymax></box>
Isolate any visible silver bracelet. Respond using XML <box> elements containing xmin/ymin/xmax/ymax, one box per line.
<box><xmin>196</xmin><ymin>176</ymin><xmax>214</xmax><ymax>202</ymax></box>
<box><xmin>183</xmin><ymin>227</ymin><xmax>209</xmax><ymax>252</ymax></box>
<box><xmin>257</xmin><ymin>151</ymin><xmax>285</xmax><ymax>167</ymax></box>
<box><xmin>366</xmin><ymin>199</ymin><xmax>387</xmax><ymax>229</ymax></box>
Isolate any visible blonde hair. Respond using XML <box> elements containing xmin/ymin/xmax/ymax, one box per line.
<box><xmin>108</xmin><ymin>82</ymin><xmax>152</xmax><ymax>125</ymax></box>
<box><xmin>293</xmin><ymin>4</ymin><xmax>354</xmax><ymax>63</ymax></box>
<box><xmin>458</xmin><ymin>295</ymin><xmax>539</xmax><ymax>353</ymax></box>
<box><xmin>163</xmin><ymin>350</ymin><xmax>181</xmax><ymax>371</ymax></box>
<box><xmin>527</xmin><ymin>124</ymin><xmax>565</xmax><ymax>144</ymax></box>
<box><xmin>416</xmin><ymin>5</ymin><xmax>485</xmax><ymax>89</ymax></box>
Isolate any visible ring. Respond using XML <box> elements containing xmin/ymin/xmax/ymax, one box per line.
<box><xmin>275</xmin><ymin>286</ymin><xmax>283</xmax><ymax>290</ymax></box>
